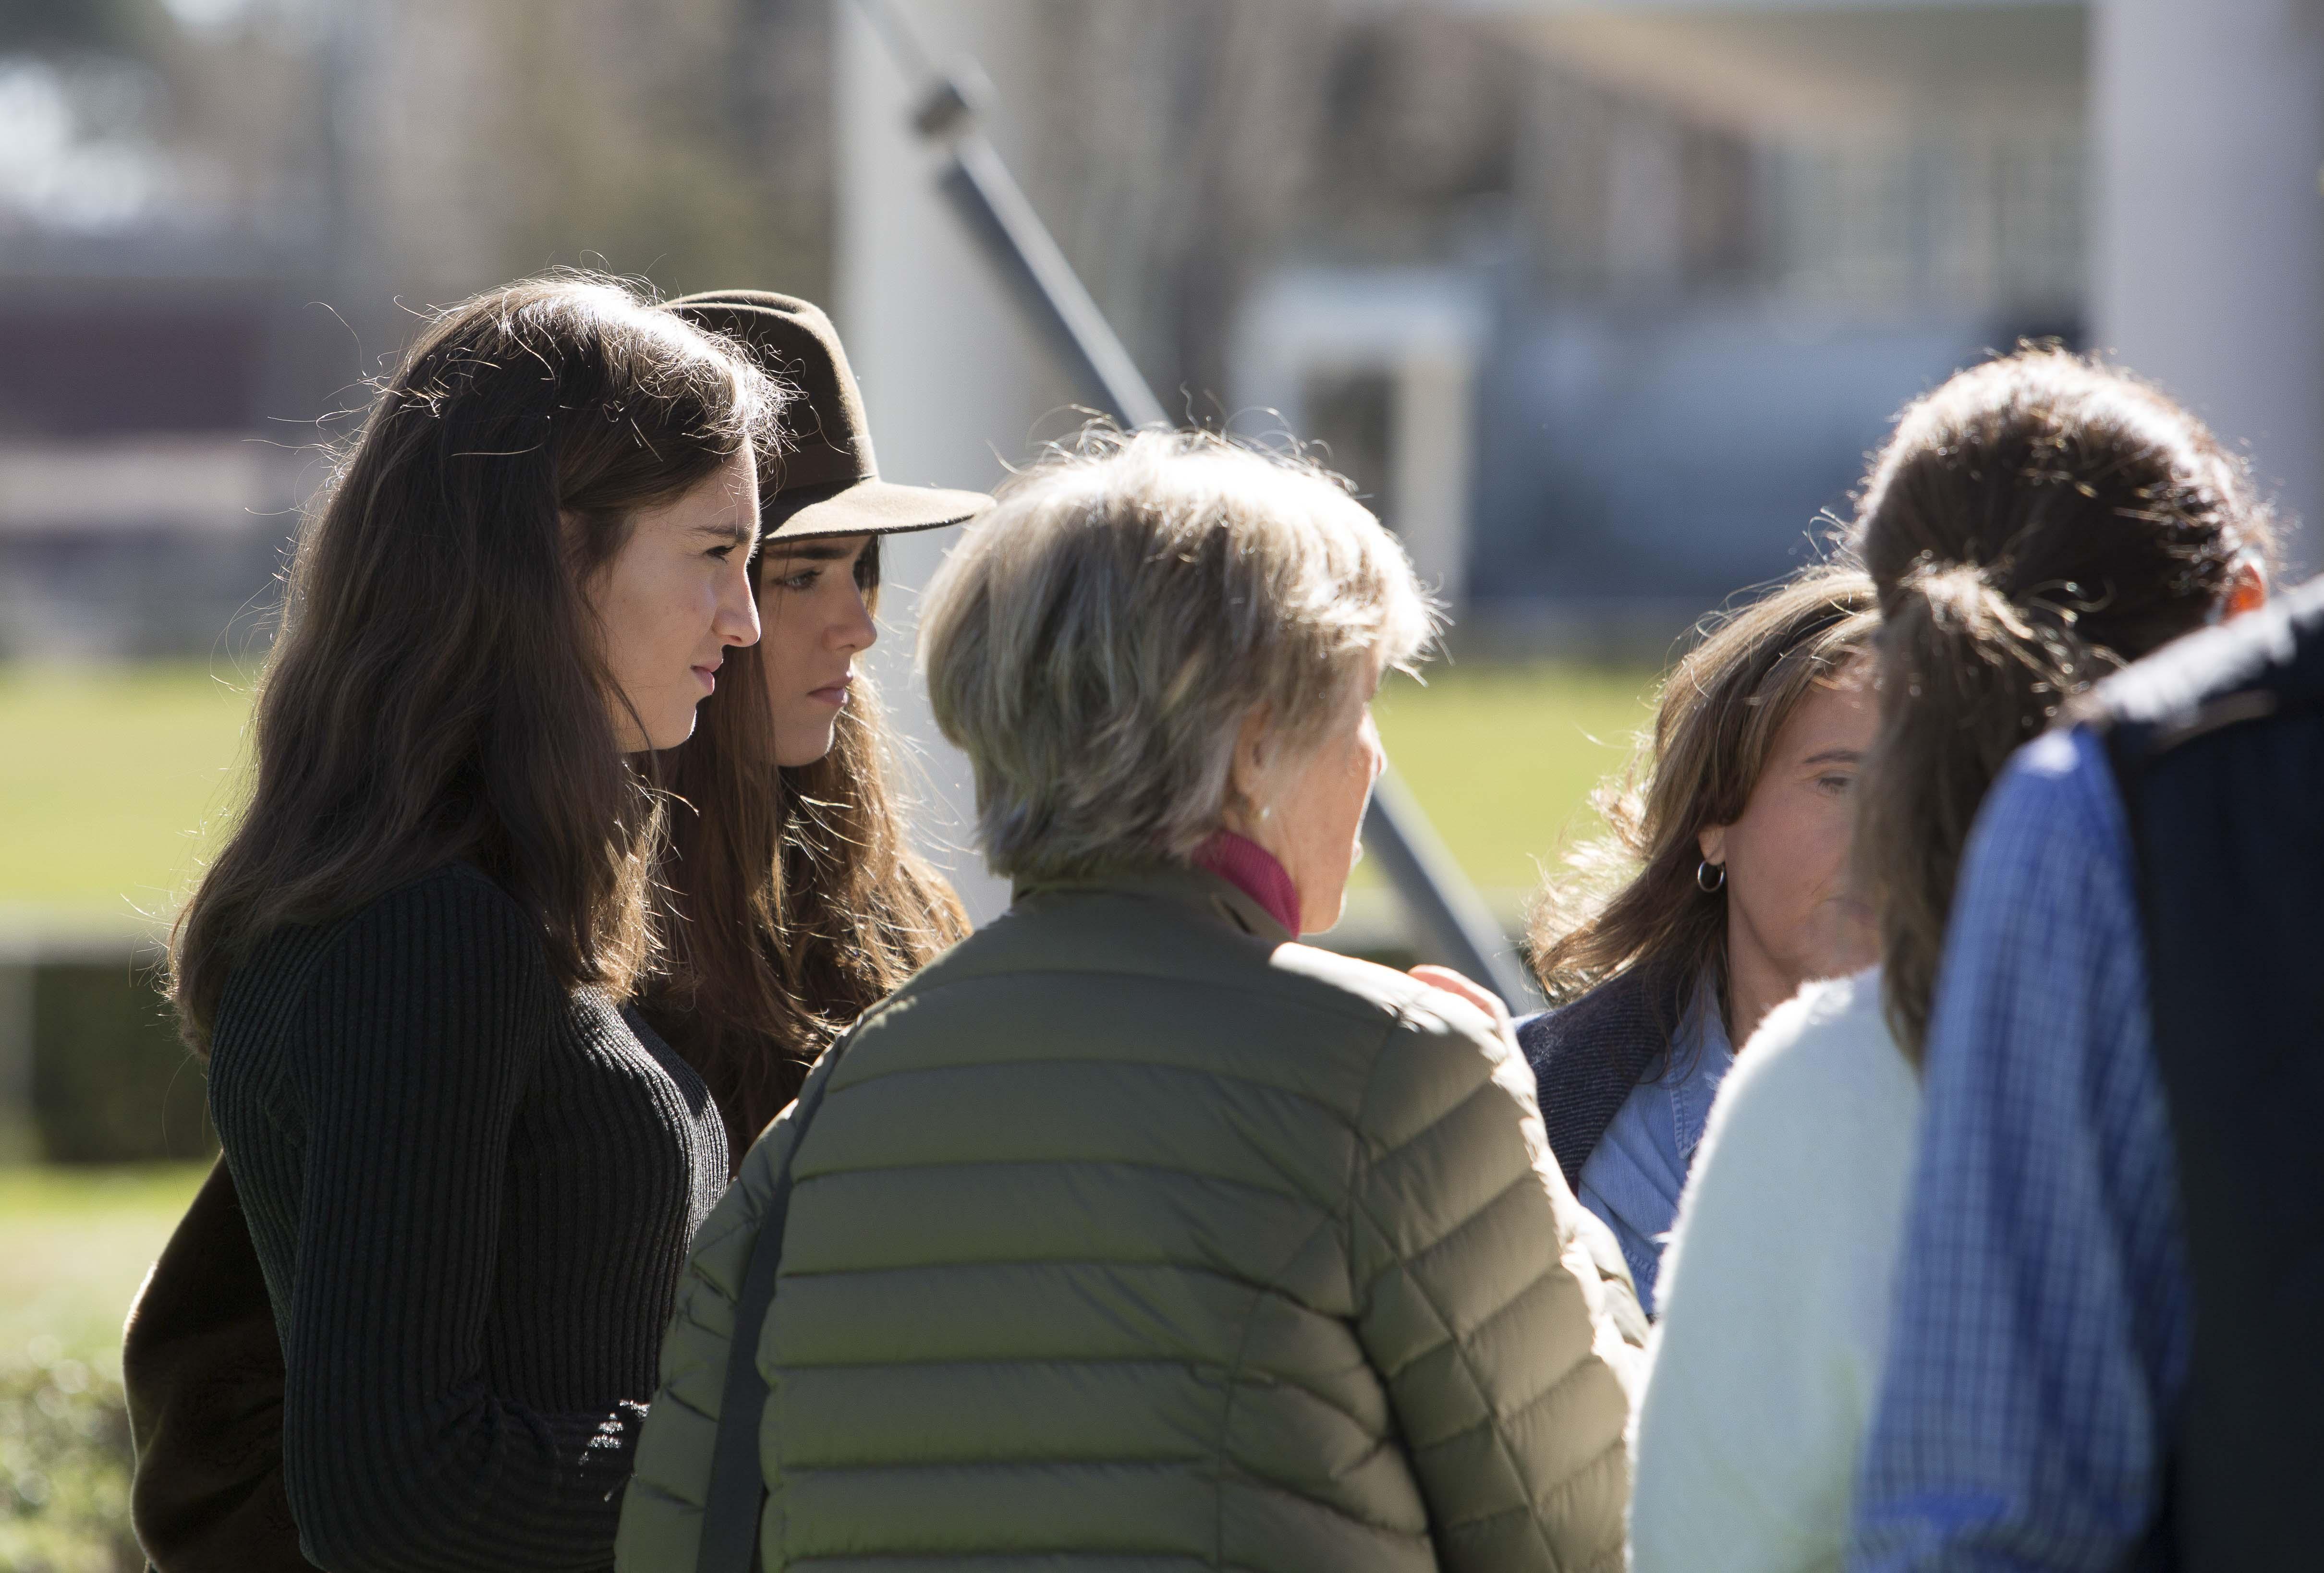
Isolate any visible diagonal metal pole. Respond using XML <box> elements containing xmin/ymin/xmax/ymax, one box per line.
<box><xmin>936</xmin><ymin>133</ymin><xmax>1169</xmax><ymax>431</ymax></box>
<box><xmin>1360</xmin><ymin>771</ymin><xmax>1540</xmax><ymax>1009</ymax></box>
<box><xmin>852</xmin><ymin>0</ymin><xmax>1541</xmax><ymax>1010</ymax></box>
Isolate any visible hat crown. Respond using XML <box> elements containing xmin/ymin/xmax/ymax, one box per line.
<box><xmin>663</xmin><ymin>290</ymin><xmax>876</xmax><ymax>494</ymax></box>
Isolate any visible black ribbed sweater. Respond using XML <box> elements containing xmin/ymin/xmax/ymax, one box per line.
<box><xmin>207</xmin><ymin>863</ymin><xmax>728</xmax><ymax>1573</ymax></box>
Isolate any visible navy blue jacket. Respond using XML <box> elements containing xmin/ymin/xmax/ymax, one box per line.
<box><xmin>2093</xmin><ymin>575</ymin><xmax>2324</xmax><ymax>1572</ymax></box>
<box><xmin>1515</xmin><ymin>962</ymin><xmax>1689</xmax><ymax>1191</ymax></box>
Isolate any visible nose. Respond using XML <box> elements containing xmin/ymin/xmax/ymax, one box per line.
<box><xmin>830</xmin><ymin>579</ymin><xmax>877</xmax><ymax>656</ymax></box>
<box><xmin>718</xmin><ymin>552</ymin><xmax>761</xmax><ymax>648</ymax></box>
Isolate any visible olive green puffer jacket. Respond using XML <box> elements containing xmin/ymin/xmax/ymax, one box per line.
<box><xmin>617</xmin><ymin>865</ymin><xmax>1647</xmax><ymax>1573</ymax></box>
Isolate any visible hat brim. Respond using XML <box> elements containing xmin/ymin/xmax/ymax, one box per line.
<box><xmin>764</xmin><ymin>476</ymin><xmax>994</xmax><ymax>540</ymax></box>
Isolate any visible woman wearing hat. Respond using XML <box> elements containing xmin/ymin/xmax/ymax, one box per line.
<box><xmin>643</xmin><ymin>290</ymin><xmax>989</xmax><ymax>1155</ymax></box>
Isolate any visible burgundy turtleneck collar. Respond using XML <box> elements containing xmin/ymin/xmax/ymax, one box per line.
<box><xmin>1191</xmin><ymin>830</ymin><xmax>1302</xmax><ymax>938</ymax></box>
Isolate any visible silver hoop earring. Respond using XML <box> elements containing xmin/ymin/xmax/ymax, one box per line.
<box><xmin>1696</xmin><ymin>859</ymin><xmax>1726</xmax><ymax>893</ymax></box>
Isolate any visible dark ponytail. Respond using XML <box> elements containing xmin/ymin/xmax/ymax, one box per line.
<box><xmin>1858</xmin><ymin>562</ymin><xmax>2117</xmax><ymax>1053</ymax></box>
<box><xmin>1849</xmin><ymin>346</ymin><xmax>2274</xmax><ymax>1060</ymax></box>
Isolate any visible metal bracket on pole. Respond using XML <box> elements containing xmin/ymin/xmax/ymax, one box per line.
<box><xmin>854</xmin><ymin>0</ymin><xmax>1542</xmax><ymax>1010</ymax></box>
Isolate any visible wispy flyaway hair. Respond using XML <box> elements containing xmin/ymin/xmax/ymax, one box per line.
<box><xmin>919</xmin><ymin>427</ymin><xmax>1436</xmax><ymax>882</ymax></box>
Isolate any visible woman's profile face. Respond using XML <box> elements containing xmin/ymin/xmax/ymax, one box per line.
<box><xmin>1697</xmin><ymin>657</ymin><xmax>1877</xmax><ymax>994</ymax></box>
<box><xmin>589</xmin><ymin>447</ymin><xmax>762</xmax><ymax>752</ymax></box>
<box><xmin>756</xmin><ymin>532</ymin><xmax>879</xmax><ymax>768</ymax></box>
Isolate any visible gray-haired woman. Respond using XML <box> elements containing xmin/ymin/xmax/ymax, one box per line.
<box><xmin>617</xmin><ymin>430</ymin><xmax>1646</xmax><ymax>1573</ymax></box>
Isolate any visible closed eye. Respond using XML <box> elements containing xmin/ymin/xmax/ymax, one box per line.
<box><xmin>1816</xmin><ymin>773</ymin><xmax>1855</xmax><ymax>796</ymax></box>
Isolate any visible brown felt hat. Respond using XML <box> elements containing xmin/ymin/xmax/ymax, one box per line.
<box><xmin>663</xmin><ymin>289</ymin><xmax>993</xmax><ymax>540</ymax></box>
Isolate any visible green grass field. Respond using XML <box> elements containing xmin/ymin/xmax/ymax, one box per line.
<box><xmin>0</xmin><ymin>655</ymin><xmax>1662</xmax><ymax>1328</ymax></box>
<box><xmin>0</xmin><ymin>664</ymin><xmax>256</xmax><ymax>924</ymax></box>
<box><xmin>1371</xmin><ymin>659</ymin><xmax>1653</xmax><ymax>901</ymax></box>
<box><xmin>0</xmin><ymin>655</ymin><xmax>1673</xmax><ymax>1319</ymax></box>
<box><xmin>0</xmin><ymin>1165</ymin><xmax>209</xmax><ymax>1363</ymax></box>
<box><xmin>0</xmin><ymin>659</ymin><xmax>1663</xmax><ymax>1316</ymax></box>
<box><xmin>0</xmin><ymin>658</ymin><xmax>1656</xmax><ymax>921</ymax></box>
<box><xmin>0</xmin><ymin>659</ymin><xmax>1659</xmax><ymax>1567</ymax></box>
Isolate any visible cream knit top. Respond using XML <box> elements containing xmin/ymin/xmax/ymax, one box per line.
<box><xmin>1629</xmin><ymin>966</ymin><xmax>1922</xmax><ymax>1573</ymax></box>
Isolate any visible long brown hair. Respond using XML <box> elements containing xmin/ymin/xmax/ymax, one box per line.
<box><xmin>641</xmin><ymin>537</ymin><xmax>970</xmax><ymax>1155</ymax></box>
<box><xmin>1527</xmin><ymin>565</ymin><xmax>1879</xmax><ymax>1013</ymax></box>
<box><xmin>1849</xmin><ymin>347</ymin><xmax>2275</xmax><ymax>1060</ymax></box>
<box><xmin>171</xmin><ymin>273</ymin><xmax>779</xmax><ymax>1052</ymax></box>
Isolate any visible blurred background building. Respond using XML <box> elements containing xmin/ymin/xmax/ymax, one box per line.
<box><xmin>0</xmin><ymin>0</ymin><xmax>2319</xmax><ymax>1079</ymax></box>
<box><xmin>6</xmin><ymin>0</ymin><xmax>2315</xmax><ymax>664</ymax></box>
<box><xmin>12</xmin><ymin>0</ymin><xmax>2314</xmax><ymax>921</ymax></box>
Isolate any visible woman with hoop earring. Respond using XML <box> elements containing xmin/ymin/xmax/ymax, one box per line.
<box><xmin>1517</xmin><ymin>565</ymin><xmax>1880</xmax><ymax>1314</ymax></box>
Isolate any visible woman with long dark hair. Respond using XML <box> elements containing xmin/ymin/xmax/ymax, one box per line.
<box><xmin>1630</xmin><ymin>348</ymin><xmax>2273</xmax><ymax>1572</ymax></box>
<box><xmin>168</xmin><ymin>273</ymin><xmax>780</xmax><ymax>1572</ymax></box>
<box><xmin>125</xmin><ymin>290</ymin><xmax>986</xmax><ymax>1572</ymax></box>
<box><xmin>642</xmin><ymin>291</ymin><xmax>981</xmax><ymax>1154</ymax></box>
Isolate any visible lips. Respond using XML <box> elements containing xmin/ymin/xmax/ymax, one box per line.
<box><xmin>807</xmin><ymin>674</ymin><xmax>852</xmax><ymax>708</ymax></box>
<box><xmin>692</xmin><ymin>661</ymin><xmax>722</xmax><ymax>695</ymax></box>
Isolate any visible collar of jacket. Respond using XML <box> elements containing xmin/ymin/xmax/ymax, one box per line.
<box><xmin>1011</xmin><ymin>860</ymin><xmax>1294</xmax><ymax>947</ymax></box>
<box><xmin>1514</xmin><ymin>959</ymin><xmax>1693</xmax><ymax>1192</ymax></box>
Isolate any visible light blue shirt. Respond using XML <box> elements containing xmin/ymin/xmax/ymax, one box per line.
<box><xmin>1577</xmin><ymin>971</ymin><xmax>1735</xmax><ymax>1315</ymax></box>
<box><xmin>1846</xmin><ymin>726</ymin><xmax>2190</xmax><ymax>1571</ymax></box>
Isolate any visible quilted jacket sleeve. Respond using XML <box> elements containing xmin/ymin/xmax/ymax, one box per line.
<box><xmin>1348</xmin><ymin>990</ymin><xmax>1647</xmax><ymax>1573</ymax></box>
<box><xmin>613</xmin><ymin>1046</ymin><xmax>843</xmax><ymax>1573</ymax></box>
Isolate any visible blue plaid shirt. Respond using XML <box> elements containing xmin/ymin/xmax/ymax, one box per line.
<box><xmin>1846</xmin><ymin>727</ymin><xmax>2193</xmax><ymax>1571</ymax></box>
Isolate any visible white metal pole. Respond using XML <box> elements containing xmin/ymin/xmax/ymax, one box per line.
<box><xmin>2091</xmin><ymin>0</ymin><xmax>2324</xmax><ymax>577</ymax></box>
<box><xmin>833</xmin><ymin>0</ymin><xmax>1068</xmax><ymax>924</ymax></box>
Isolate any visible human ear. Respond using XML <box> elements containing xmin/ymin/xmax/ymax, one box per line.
<box><xmin>1697</xmin><ymin>823</ymin><xmax>1728</xmax><ymax>867</ymax></box>
<box><xmin>2224</xmin><ymin>559</ymin><xmax>2269</xmax><ymax>621</ymax></box>
<box><xmin>1223</xmin><ymin>704</ymin><xmax>1276</xmax><ymax>833</ymax></box>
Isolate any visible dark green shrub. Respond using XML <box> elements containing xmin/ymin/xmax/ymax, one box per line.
<box><xmin>32</xmin><ymin>960</ymin><xmax>214</xmax><ymax>1165</ymax></box>
<box><xmin>0</xmin><ymin>1335</ymin><xmax>140</xmax><ymax>1573</ymax></box>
